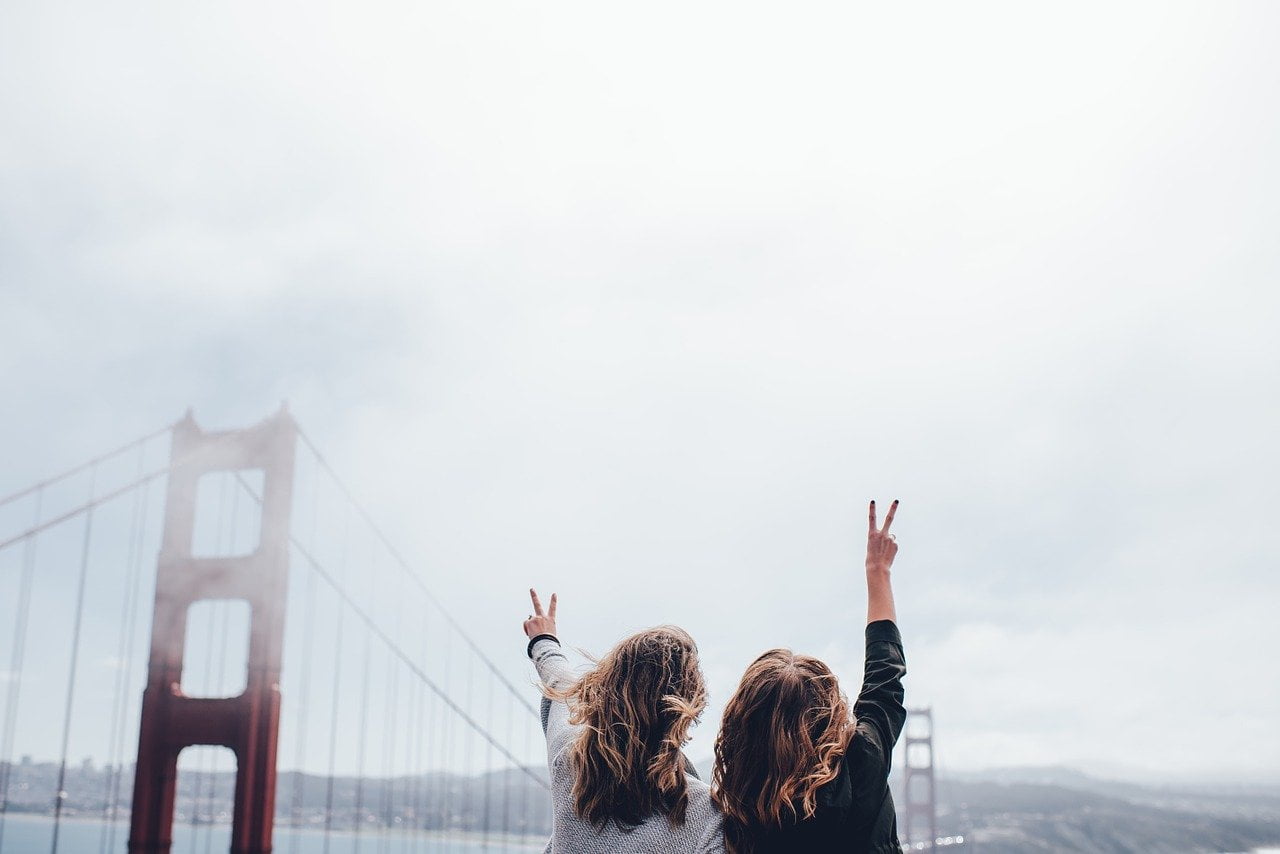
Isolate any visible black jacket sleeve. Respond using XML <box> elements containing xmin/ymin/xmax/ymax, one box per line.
<box><xmin>851</xmin><ymin>620</ymin><xmax>907</xmax><ymax>776</ymax></box>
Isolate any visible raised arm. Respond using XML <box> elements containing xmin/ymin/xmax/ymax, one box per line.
<box><xmin>523</xmin><ymin>588</ymin><xmax>575</xmax><ymax>690</ymax></box>
<box><xmin>521</xmin><ymin>586</ymin><xmax>580</xmax><ymax>760</ymax></box>
<box><xmin>865</xmin><ymin>499</ymin><xmax>899</xmax><ymax>624</ymax></box>
<box><xmin>523</xmin><ymin>587</ymin><xmax>558</xmax><ymax>642</ymax></box>
<box><xmin>852</xmin><ymin>500</ymin><xmax>906</xmax><ymax>775</ymax></box>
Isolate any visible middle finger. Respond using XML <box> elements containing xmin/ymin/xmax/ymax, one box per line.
<box><xmin>881</xmin><ymin>499</ymin><xmax>899</xmax><ymax>534</ymax></box>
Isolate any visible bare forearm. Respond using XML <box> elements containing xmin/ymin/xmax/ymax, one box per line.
<box><xmin>864</xmin><ymin>499</ymin><xmax>900</xmax><ymax>624</ymax></box>
<box><xmin>866</xmin><ymin>567</ymin><xmax>897</xmax><ymax>624</ymax></box>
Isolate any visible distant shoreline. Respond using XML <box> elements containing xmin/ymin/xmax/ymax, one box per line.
<box><xmin>0</xmin><ymin>813</ymin><xmax>548</xmax><ymax>850</ymax></box>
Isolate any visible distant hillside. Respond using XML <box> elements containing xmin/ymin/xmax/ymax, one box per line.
<box><xmin>699</xmin><ymin>757</ymin><xmax>1280</xmax><ymax>852</ymax></box>
<box><xmin>917</xmin><ymin>766</ymin><xmax>1280</xmax><ymax>853</ymax></box>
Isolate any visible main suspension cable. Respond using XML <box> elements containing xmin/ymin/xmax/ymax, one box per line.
<box><xmin>232</xmin><ymin>472</ymin><xmax>549</xmax><ymax>790</ymax></box>
<box><xmin>295</xmin><ymin>430</ymin><xmax>539</xmax><ymax>718</ymax></box>
<box><xmin>0</xmin><ymin>467</ymin><xmax>169</xmax><ymax>554</ymax></box>
<box><xmin>0</xmin><ymin>423</ymin><xmax>170</xmax><ymax>511</ymax></box>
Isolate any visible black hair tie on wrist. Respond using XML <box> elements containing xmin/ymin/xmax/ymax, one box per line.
<box><xmin>526</xmin><ymin>633</ymin><xmax>559</xmax><ymax>658</ymax></box>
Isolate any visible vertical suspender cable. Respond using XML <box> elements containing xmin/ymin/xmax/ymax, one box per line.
<box><xmin>521</xmin><ymin>701</ymin><xmax>533</xmax><ymax>841</ymax></box>
<box><xmin>377</xmin><ymin>564</ymin><xmax>403</xmax><ymax>854</ymax></box>
<box><xmin>413</xmin><ymin>625</ymin><xmax>430</xmax><ymax>854</ymax></box>
<box><xmin>462</xmin><ymin>661</ymin><xmax>474</xmax><ymax>844</ymax></box>
<box><xmin>432</xmin><ymin>631</ymin><xmax>445</xmax><ymax>850</ymax></box>
<box><xmin>321</xmin><ymin>505</ymin><xmax>350</xmax><ymax>854</ymax></box>
<box><xmin>50</xmin><ymin>465</ymin><xmax>98</xmax><ymax>854</ymax></box>
<box><xmin>377</xmin><ymin>668</ymin><xmax>391</xmax><ymax>850</ymax></box>
<box><xmin>414</xmin><ymin>639</ymin><xmax>426</xmax><ymax>854</ymax></box>
<box><xmin>441</xmin><ymin>629</ymin><xmax>455</xmax><ymax>853</ymax></box>
<box><xmin>398</xmin><ymin>668</ymin><xmax>412</xmax><ymax>854</ymax></box>
<box><xmin>288</xmin><ymin>562</ymin><xmax>317</xmax><ymax>849</ymax></box>
<box><xmin>409</xmin><ymin>630</ymin><xmax>424</xmax><ymax>854</ymax></box>
<box><xmin>0</xmin><ymin>487</ymin><xmax>43</xmax><ymax>854</ymax></box>
<box><xmin>353</xmin><ymin>627</ymin><xmax>373</xmax><ymax>854</ymax></box>
<box><xmin>403</xmin><ymin>664</ymin><xmax>419</xmax><ymax>854</ymax></box>
<box><xmin>288</xmin><ymin>455</ymin><xmax>321</xmax><ymax>854</ymax></box>
<box><xmin>482</xmin><ymin>674</ymin><xmax>494</xmax><ymax>848</ymax></box>
<box><xmin>104</xmin><ymin>472</ymin><xmax>154</xmax><ymax>854</ymax></box>
<box><xmin>353</xmin><ymin>550</ymin><xmax>377</xmax><ymax>854</ymax></box>
<box><xmin>503</xmin><ymin>693</ymin><xmax>514</xmax><ymax>843</ymax></box>
<box><xmin>99</xmin><ymin>445</ymin><xmax>147</xmax><ymax>854</ymax></box>
<box><xmin>399</xmin><ymin>664</ymin><xmax>415</xmax><ymax>854</ymax></box>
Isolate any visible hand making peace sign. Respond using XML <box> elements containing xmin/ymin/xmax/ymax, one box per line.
<box><xmin>866</xmin><ymin>499</ymin><xmax>900</xmax><ymax>574</ymax></box>
<box><xmin>523</xmin><ymin>588</ymin><xmax>558</xmax><ymax>639</ymax></box>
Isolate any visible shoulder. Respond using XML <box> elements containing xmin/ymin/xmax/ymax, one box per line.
<box><xmin>683</xmin><ymin>777</ymin><xmax>726</xmax><ymax>852</ymax></box>
<box><xmin>683</xmin><ymin>775</ymin><xmax>717</xmax><ymax>820</ymax></box>
<box><xmin>686</xmin><ymin>777</ymin><xmax>722</xmax><ymax>818</ymax></box>
<box><xmin>839</xmin><ymin>723</ymin><xmax>896</xmax><ymax>801</ymax></box>
<box><xmin>847</xmin><ymin>720</ymin><xmax>887</xmax><ymax>769</ymax></box>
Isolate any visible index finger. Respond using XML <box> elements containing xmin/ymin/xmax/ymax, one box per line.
<box><xmin>529</xmin><ymin>588</ymin><xmax>544</xmax><ymax>616</ymax></box>
<box><xmin>868</xmin><ymin>500</ymin><xmax>877</xmax><ymax>534</ymax></box>
<box><xmin>881</xmin><ymin>499</ymin><xmax>899</xmax><ymax>534</ymax></box>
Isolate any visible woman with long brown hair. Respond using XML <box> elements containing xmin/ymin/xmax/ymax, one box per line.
<box><xmin>521</xmin><ymin>589</ymin><xmax>724</xmax><ymax>853</ymax></box>
<box><xmin>712</xmin><ymin>499</ymin><xmax>907</xmax><ymax>853</ymax></box>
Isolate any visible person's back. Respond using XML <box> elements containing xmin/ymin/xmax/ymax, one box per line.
<box><xmin>712</xmin><ymin>499</ymin><xmax>906</xmax><ymax>854</ymax></box>
<box><xmin>522</xmin><ymin>589</ymin><xmax>724</xmax><ymax>854</ymax></box>
<box><xmin>712</xmin><ymin>624</ymin><xmax>905</xmax><ymax>853</ymax></box>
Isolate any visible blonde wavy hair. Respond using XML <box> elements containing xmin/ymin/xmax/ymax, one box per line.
<box><xmin>546</xmin><ymin>625</ymin><xmax>707</xmax><ymax>831</ymax></box>
<box><xmin>711</xmin><ymin>649</ymin><xmax>853</xmax><ymax>854</ymax></box>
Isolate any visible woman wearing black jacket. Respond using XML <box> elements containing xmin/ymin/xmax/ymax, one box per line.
<box><xmin>712</xmin><ymin>499</ymin><xmax>907</xmax><ymax>853</ymax></box>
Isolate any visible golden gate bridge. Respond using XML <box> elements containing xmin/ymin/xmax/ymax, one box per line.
<box><xmin>0</xmin><ymin>408</ymin><xmax>551</xmax><ymax>854</ymax></box>
<box><xmin>0</xmin><ymin>408</ymin><xmax>949</xmax><ymax>854</ymax></box>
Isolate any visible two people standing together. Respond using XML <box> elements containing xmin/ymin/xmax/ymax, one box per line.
<box><xmin>522</xmin><ymin>500</ymin><xmax>907</xmax><ymax>853</ymax></box>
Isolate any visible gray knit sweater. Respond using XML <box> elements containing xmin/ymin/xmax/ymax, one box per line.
<box><xmin>529</xmin><ymin>637</ymin><xmax>725</xmax><ymax>854</ymax></box>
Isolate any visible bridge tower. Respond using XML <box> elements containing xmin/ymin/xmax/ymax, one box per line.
<box><xmin>129</xmin><ymin>409</ymin><xmax>297</xmax><ymax>854</ymax></box>
<box><xmin>901</xmin><ymin>706</ymin><xmax>937</xmax><ymax>851</ymax></box>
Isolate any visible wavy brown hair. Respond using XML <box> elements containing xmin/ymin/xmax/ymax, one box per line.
<box><xmin>546</xmin><ymin>625</ymin><xmax>707</xmax><ymax>831</ymax></box>
<box><xmin>711</xmin><ymin>649</ymin><xmax>853</xmax><ymax>854</ymax></box>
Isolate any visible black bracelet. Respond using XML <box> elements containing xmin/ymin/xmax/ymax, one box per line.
<box><xmin>526</xmin><ymin>633</ymin><xmax>560</xmax><ymax>658</ymax></box>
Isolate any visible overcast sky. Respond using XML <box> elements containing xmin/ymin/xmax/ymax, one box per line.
<box><xmin>2</xmin><ymin>1</ymin><xmax>1279</xmax><ymax>785</ymax></box>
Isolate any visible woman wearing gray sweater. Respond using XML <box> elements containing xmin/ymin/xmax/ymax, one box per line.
<box><xmin>522</xmin><ymin>589</ymin><xmax>724</xmax><ymax>854</ymax></box>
